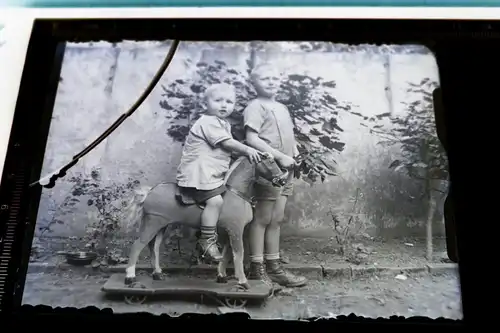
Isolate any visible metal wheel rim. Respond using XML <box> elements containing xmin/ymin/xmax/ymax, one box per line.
<box><xmin>223</xmin><ymin>297</ymin><xmax>247</xmax><ymax>309</ymax></box>
<box><xmin>124</xmin><ymin>294</ymin><xmax>147</xmax><ymax>305</ymax></box>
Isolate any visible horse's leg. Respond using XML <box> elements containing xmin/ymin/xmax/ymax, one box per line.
<box><xmin>125</xmin><ymin>238</ymin><xmax>149</xmax><ymax>284</ymax></box>
<box><xmin>151</xmin><ymin>228</ymin><xmax>166</xmax><ymax>280</ymax></box>
<box><xmin>216</xmin><ymin>243</ymin><xmax>232</xmax><ymax>283</ymax></box>
<box><xmin>147</xmin><ymin>238</ymin><xmax>156</xmax><ymax>270</ymax></box>
<box><xmin>147</xmin><ymin>227</ymin><xmax>165</xmax><ymax>280</ymax></box>
<box><xmin>229</xmin><ymin>229</ymin><xmax>250</xmax><ymax>290</ymax></box>
<box><xmin>125</xmin><ymin>214</ymin><xmax>165</xmax><ymax>284</ymax></box>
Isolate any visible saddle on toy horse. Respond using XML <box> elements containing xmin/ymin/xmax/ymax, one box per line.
<box><xmin>174</xmin><ymin>186</ymin><xmax>207</xmax><ymax>209</ymax></box>
<box><xmin>174</xmin><ymin>185</ymin><xmax>256</xmax><ymax>209</ymax></box>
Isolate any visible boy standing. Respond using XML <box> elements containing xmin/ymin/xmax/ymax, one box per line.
<box><xmin>243</xmin><ymin>63</ymin><xmax>308</xmax><ymax>288</ymax></box>
<box><xmin>177</xmin><ymin>83</ymin><xmax>262</xmax><ymax>262</ymax></box>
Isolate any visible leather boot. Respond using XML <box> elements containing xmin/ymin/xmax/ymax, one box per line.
<box><xmin>247</xmin><ymin>261</ymin><xmax>282</xmax><ymax>292</ymax></box>
<box><xmin>266</xmin><ymin>259</ymin><xmax>308</xmax><ymax>288</ymax></box>
<box><xmin>248</xmin><ymin>262</ymin><xmax>273</xmax><ymax>284</ymax></box>
<box><xmin>197</xmin><ymin>235</ymin><xmax>222</xmax><ymax>262</ymax></box>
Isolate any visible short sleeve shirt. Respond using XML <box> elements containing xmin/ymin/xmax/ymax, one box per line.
<box><xmin>176</xmin><ymin>115</ymin><xmax>233</xmax><ymax>190</ymax></box>
<box><xmin>243</xmin><ymin>98</ymin><xmax>296</xmax><ymax>157</ymax></box>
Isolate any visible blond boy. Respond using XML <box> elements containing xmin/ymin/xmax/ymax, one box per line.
<box><xmin>243</xmin><ymin>64</ymin><xmax>308</xmax><ymax>287</ymax></box>
<box><xmin>177</xmin><ymin>83</ymin><xmax>262</xmax><ymax>262</ymax></box>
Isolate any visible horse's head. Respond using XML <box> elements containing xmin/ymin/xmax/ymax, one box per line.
<box><xmin>255</xmin><ymin>153</ymin><xmax>289</xmax><ymax>187</ymax></box>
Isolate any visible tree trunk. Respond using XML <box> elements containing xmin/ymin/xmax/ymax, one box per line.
<box><xmin>426</xmin><ymin>192</ymin><xmax>436</xmax><ymax>260</ymax></box>
<box><xmin>383</xmin><ymin>55</ymin><xmax>394</xmax><ymax>116</ymax></box>
<box><xmin>421</xmin><ymin>136</ymin><xmax>435</xmax><ymax>261</ymax></box>
<box><xmin>249</xmin><ymin>41</ymin><xmax>257</xmax><ymax>70</ymax></box>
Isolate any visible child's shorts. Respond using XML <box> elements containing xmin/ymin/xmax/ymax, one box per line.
<box><xmin>179</xmin><ymin>185</ymin><xmax>227</xmax><ymax>204</ymax></box>
<box><xmin>254</xmin><ymin>179</ymin><xmax>294</xmax><ymax>201</ymax></box>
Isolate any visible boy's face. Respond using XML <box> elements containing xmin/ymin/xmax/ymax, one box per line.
<box><xmin>252</xmin><ymin>68</ymin><xmax>281</xmax><ymax>98</ymax></box>
<box><xmin>206</xmin><ymin>88</ymin><xmax>236</xmax><ymax>119</ymax></box>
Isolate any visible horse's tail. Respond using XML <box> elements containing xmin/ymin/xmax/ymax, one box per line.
<box><xmin>122</xmin><ymin>186</ymin><xmax>151</xmax><ymax>233</ymax></box>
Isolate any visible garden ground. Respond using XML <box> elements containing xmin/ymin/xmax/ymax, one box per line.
<box><xmin>23</xmin><ymin>234</ymin><xmax>461</xmax><ymax>320</ymax></box>
<box><xmin>30</xmin><ymin>231</ymin><xmax>452</xmax><ymax>269</ymax></box>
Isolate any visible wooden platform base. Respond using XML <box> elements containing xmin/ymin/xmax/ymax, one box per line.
<box><xmin>101</xmin><ymin>273</ymin><xmax>272</xmax><ymax>308</ymax></box>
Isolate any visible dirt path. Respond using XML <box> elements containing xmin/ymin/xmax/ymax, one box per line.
<box><xmin>22</xmin><ymin>270</ymin><xmax>462</xmax><ymax>320</ymax></box>
<box><xmin>281</xmin><ymin>236</ymin><xmax>448</xmax><ymax>267</ymax></box>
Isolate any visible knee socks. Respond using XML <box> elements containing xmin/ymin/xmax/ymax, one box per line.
<box><xmin>250</xmin><ymin>253</ymin><xmax>280</xmax><ymax>263</ymax></box>
<box><xmin>199</xmin><ymin>226</ymin><xmax>216</xmax><ymax>239</ymax></box>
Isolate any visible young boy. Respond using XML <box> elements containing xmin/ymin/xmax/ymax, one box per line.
<box><xmin>176</xmin><ymin>83</ymin><xmax>262</xmax><ymax>262</ymax></box>
<box><xmin>243</xmin><ymin>63</ymin><xmax>308</xmax><ymax>288</ymax></box>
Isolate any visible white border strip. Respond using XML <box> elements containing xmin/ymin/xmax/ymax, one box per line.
<box><xmin>0</xmin><ymin>15</ymin><xmax>34</xmax><ymax>180</ymax></box>
<box><xmin>2</xmin><ymin>7</ymin><xmax>500</xmax><ymax>20</ymax></box>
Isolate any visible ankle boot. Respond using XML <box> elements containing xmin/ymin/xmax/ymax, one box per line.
<box><xmin>248</xmin><ymin>261</ymin><xmax>275</xmax><ymax>286</ymax></box>
<box><xmin>197</xmin><ymin>235</ymin><xmax>222</xmax><ymax>262</ymax></box>
<box><xmin>266</xmin><ymin>259</ymin><xmax>308</xmax><ymax>288</ymax></box>
<box><xmin>248</xmin><ymin>262</ymin><xmax>271</xmax><ymax>281</ymax></box>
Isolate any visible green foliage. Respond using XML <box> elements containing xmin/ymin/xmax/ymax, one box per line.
<box><xmin>251</xmin><ymin>42</ymin><xmax>432</xmax><ymax>55</ymax></box>
<box><xmin>372</xmin><ymin>78</ymin><xmax>448</xmax><ymax>182</ymax></box>
<box><xmin>39</xmin><ymin>194</ymin><xmax>80</xmax><ymax>236</ymax></box>
<box><xmin>70</xmin><ymin>169</ymin><xmax>141</xmax><ymax>249</ymax></box>
<box><xmin>40</xmin><ymin>168</ymin><xmax>142</xmax><ymax>251</ymax></box>
<box><xmin>277</xmin><ymin>74</ymin><xmax>354</xmax><ymax>184</ymax></box>
<box><xmin>159</xmin><ymin>56</ymin><xmax>357</xmax><ymax>184</ymax></box>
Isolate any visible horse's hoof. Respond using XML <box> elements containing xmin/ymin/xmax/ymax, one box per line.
<box><xmin>124</xmin><ymin>277</ymin><xmax>137</xmax><ymax>285</ymax></box>
<box><xmin>237</xmin><ymin>282</ymin><xmax>251</xmax><ymax>291</ymax></box>
<box><xmin>216</xmin><ymin>275</ymin><xmax>228</xmax><ymax>284</ymax></box>
<box><xmin>190</xmin><ymin>255</ymin><xmax>202</xmax><ymax>265</ymax></box>
<box><xmin>152</xmin><ymin>272</ymin><xmax>165</xmax><ymax>281</ymax></box>
<box><xmin>228</xmin><ymin>282</ymin><xmax>250</xmax><ymax>293</ymax></box>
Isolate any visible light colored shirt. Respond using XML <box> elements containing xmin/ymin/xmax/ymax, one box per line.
<box><xmin>176</xmin><ymin>115</ymin><xmax>233</xmax><ymax>190</ymax></box>
<box><xmin>243</xmin><ymin>97</ymin><xmax>296</xmax><ymax>157</ymax></box>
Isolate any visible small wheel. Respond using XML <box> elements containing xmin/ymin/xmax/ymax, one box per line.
<box><xmin>124</xmin><ymin>281</ymin><xmax>147</xmax><ymax>305</ymax></box>
<box><xmin>223</xmin><ymin>297</ymin><xmax>247</xmax><ymax>309</ymax></box>
<box><xmin>124</xmin><ymin>294</ymin><xmax>147</xmax><ymax>305</ymax></box>
<box><xmin>128</xmin><ymin>282</ymin><xmax>147</xmax><ymax>289</ymax></box>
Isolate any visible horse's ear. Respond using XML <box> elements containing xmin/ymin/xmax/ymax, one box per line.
<box><xmin>260</xmin><ymin>152</ymin><xmax>273</xmax><ymax>160</ymax></box>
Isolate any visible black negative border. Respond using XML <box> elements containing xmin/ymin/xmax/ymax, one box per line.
<box><xmin>0</xmin><ymin>22</ymin><xmax>65</xmax><ymax>313</ymax></box>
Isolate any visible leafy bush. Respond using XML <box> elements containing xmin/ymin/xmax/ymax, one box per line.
<box><xmin>39</xmin><ymin>168</ymin><xmax>142</xmax><ymax>257</ymax></box>
<box><xmin>372</xmin><ymin>78</ymin><xmax>448</xmax><ymax>183</ymax></box>
<box><xmin>328</xmin><ymin>188</ymin><xmax>371</xmax><ymax>257</ymax></box>
<box><xmin>366</xmin><ymin>78</ymin><xmax>448</xmax><ymax>256</ymax></box>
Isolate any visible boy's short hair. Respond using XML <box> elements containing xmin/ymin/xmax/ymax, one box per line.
<box><xmin>204</xmin><ymin>83</ymin><xmax>235</xmax><ymax>101</ymax></box>
<box><xmin>250</xmin><ymin>63</ymin><xmax>281</xmax><ymax>81</ymax></box>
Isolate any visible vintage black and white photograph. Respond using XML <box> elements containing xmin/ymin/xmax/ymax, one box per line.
<box><xmin>22</xmin><ymin>41</ymin><xmax>461</xmax><ymax>319</ymax></box>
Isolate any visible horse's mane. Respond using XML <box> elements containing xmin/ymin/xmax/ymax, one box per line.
<box><xmin>224</xmin><ymin>156</ymin><xmax>249</xmax><ymax>185</ymax></box>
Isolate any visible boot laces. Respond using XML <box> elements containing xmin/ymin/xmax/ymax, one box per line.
<box><xmin>257</xmin><ymin>264</ymin><xmax>274</xmax><ymax>287</ymax></box>
<box><xmin>200</xmin><ymin>234</ymin><xmax>218</xmax><ymax>257</ymax></box>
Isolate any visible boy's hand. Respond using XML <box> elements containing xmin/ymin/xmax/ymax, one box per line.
<box><xmin>278</xmin><ymin>155</ymin><xmax>296</xmax><ymax>169</ymax></box>
<box><xmin>293</xmin><ymin>155</ymin><xmax>303</xmax><ymax>179</ymax></box>
<box><xmin>245</xmin><ymin>147</ymin><xmax>263</xmax><ymax>164</ymax></box>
